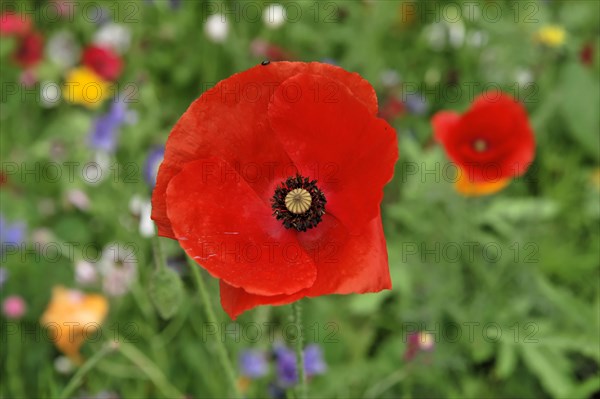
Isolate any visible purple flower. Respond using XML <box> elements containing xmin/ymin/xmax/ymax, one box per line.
<box><xmin>274</xmin><ymin>346</ymin><xmax>297</xmax><ymax>387</ymax></box>
<box><xmin>0</xmin><ymin>215</ymin><xmax>26</xmax><ymax>255</ymax></box>
<box><xmin>304</xmin><ymin>344</ymin><xmax>327</xmax><ymax>375</ymax></box>
<box><xmin>239</xmin><ymin>349</ymin><xmax>269</xmax><ymax>378</ymax></box>
<box><xmin>144</xmin><ymin>146</ymin><xmax>165</xmax><ymax>187</ymax></box>
<box><xmin>274</xmin><ymin>344</ymin><xmax>327</xmax><ymax>387</ymax></box>
<box><xmin>404</xmin><ymin>93</ymin><xmax>428</xmax><ymax>115</ymax></box>
<box><xmin>0</xmin><ymin>267</ymin><xmax>8</xmax><ymax>288</ymax></box>
<box><xmin>88</xmin><ymin>98</ymin><xmax>128</xmax><ymax>153</ymax></box>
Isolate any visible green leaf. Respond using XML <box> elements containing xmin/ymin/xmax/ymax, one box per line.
<box><xmin>148</xmin><ymin>267</ymin><xmax>184</xmax><ymax>320</ymax></box>
<box><xmin>495</xmin><ymin>341</ymin><xmax>517</xmax><ymax>379</ymax></box>
<box><xmin>560</xmin><ymin>62</ymin><xmax>600</xmax><ymax>160</ymax></box>
<box><xmin>485</xmin><ymin>198</ymin><xmax>559</xmax><ymax>223</ymax></box>
<box><xmin>520</xmin><ymin>344</ymin><xmax>574</xmax><ymax>398</ymax></box>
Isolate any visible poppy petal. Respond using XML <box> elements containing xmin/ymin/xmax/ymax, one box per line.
<box><xmin>165</xmin><ymin>157</ymin><xmax>317</xmax><ymax>296</ymax></box>
<box><xmin>455</xmin><ymin>169</ymin><xmax>511</xmax><ymax>196</ymax></box>
<box><xmin>219</xmin><ymin>215</ymin><xmax>391</xmax><ymax>319</ymax></box>
<box><xmin>432</xmin><ymin>111</ymin><xmax>460</xmax><ymax>144</ymax></box>
<box><xmin>268</xmin><ymin>73</ymin><xmax>398</xmax><ymax>231</ymax></box>
<box><xmin>152</xmin><ymin>62</ymin><xmax>379</xmax><ymax>238</ymax></box>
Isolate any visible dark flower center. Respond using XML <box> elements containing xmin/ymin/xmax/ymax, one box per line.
<box><xmin>473</xmin><ymin>139</ymin><xmax>488</xmax><ymax>152</ymax></box>
<box><xmin>271</xmin><ymin>175</ymin><xmax>326</xmax><ymax>232</ymax></box>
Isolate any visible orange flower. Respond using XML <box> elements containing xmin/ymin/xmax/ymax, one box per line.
<box><xmin>455</xmin><ymin>170</ymin><xmax>510</xmax><ymax>197</ymax></box>
<box><xmin>40</xmin><ymin>286</ymin><xmax>109</xmax><ymax>364</ymax></box>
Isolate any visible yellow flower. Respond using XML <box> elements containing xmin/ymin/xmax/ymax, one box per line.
<box><xmin>535</xmin><ymin>25</ymin><xmax>566</xmax><ymax>47</ymax></box>
<box><xmin>63</xmin><ymin>67</ymin><xmax>111</xmax><ymax>109</ymax></box>
<box><xmin>454</xmin><ymin>170</ymin><xmax>510</xmax><ymax>197</ymax></box>
<box><xmin>40</xmin><ymin>286</ymin><xmax>109</xmax><ymax>364</ymax></box>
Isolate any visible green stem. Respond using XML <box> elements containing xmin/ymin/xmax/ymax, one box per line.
<box><xmin>292</xmin><ymin>301</ymin><xmax>307</xmax><ymax>399</ymax></box>
<box><xmin>118</xmin><ymin>342</ymin><xmax>185</xmax><ymax>399</ymax></box>
<box><xmin>58</xmin><ymin>342</ymin><xmax>116</xmax><ymax>399</ymax></box>
<box><xmin>187</xmin><ymin>257</ymin><xmax>242</xmax><ymax>398</ymax></box>
<box><xmin>152</xmin><ymin>234</ymin><xmax>167</xmax><ymax>271</ymax></box>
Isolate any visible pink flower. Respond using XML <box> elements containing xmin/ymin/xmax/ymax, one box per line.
<box><xmin>404</xmin><ymin>331</ymin><xmax>435</xmax><ymax>361</ymax></box>
<box><xmin>2</xmin><ymin>295</ymin><xmax>27</xmax><ymax>319</ymax></box>
<box><xmin>0</xmin><ymin>12</ymin><xmax>31</xmax><ymax>37</ymax></box>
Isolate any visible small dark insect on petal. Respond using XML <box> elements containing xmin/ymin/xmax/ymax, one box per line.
<box><xmin>261</xmin><ymin>60</ymin><xmax>271</xmax><ymax>66</ymax></box>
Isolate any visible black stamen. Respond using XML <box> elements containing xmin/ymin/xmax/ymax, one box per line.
<box><xmin>271</xmin><ymin>174</ymin><xmax>326</xmax><ymax>232</ymax></box>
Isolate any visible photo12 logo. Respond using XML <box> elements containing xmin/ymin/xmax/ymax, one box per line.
<box><xmin>402</xmin><ymin>321</ymin><xmax>540</xmax><ymax>344</ymax></box>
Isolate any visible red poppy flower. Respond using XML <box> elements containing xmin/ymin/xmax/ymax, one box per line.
<box><xmin>82</xmin><ymin>45</ymin><xmax>123</xmax><ymax>81</ymax></box>
<box><xmin>0</xmin><ymin>12</ymin><xmax>31</xmax><ymax>36</ymax></box>
<box><xmin>13</xmin><ymin>31</ymin><xmax>44</xmax><ymax>68</ymax></box>
<box><xmin>151</xmin><ymin>61</ymin><xmax>398</xmax><ymax>319</ymax></box>
<box><xmin>432</xmin><ymin>91</ymin><xmax>535</xmax><ymax>186</ymax></box>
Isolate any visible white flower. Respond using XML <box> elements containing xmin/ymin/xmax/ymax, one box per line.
<box><xmin>46</xmin><ymin>30</ymin><xmax>80</xmax><ymax>69</ymax></box>
<box><xmin>40</xmin><ymin>81</ymin><xmax>61</xmax><ymax>108</ymax></box>
<box><xmin>138</xmin><ymin>201</ymin><xmax>155</xmax><ymax>237</ymax></box>
<box><xmin>263</xmin><ymin>4</ymin><xmax>286</xmax><ymax>29</ymax></box>
<box><xmin>66</xmin><ymin>189</ymin><xmax>90</xmax><ymax>211</ymax></box>
<box><xmin>426</xmin><ymin>21</ymin><xmax>465</xmax><ymax>50</ymax></box>
<box><xmin>128</xmin><ymin>194</ymin><xmax>144</xmax><ymax>215</ymax></box>
<box><xmin>82</xmin><ymin>152</ymin><xmax>110</xmax><ymax>185</ymax></box>
<box><xmin>204</xmin><ymin>14</ymin><xmax>229</xmax><ymax>43</ymax></box>
<box><xmin>93</xmin><ymin>23</ymin><xmax>131</xmax><ymax>54</ymax></box>
<box><xmin>54</xmin><ymin>356</ymin><xmax>74</xmax><ymax>374</ymax></box>
<box><xmin>515</xmin><ymin>68</ymin><xmax>534</xmax><ymax>87</ymax></box>
<box><xmin>98</xmin><ymin>243</ymin><xmax>137</xmax><ymax>297</ymax></box>
<box><xmin>129</xmin><ymin>196</ymin><xmax>155</xmax><ymax>237</ymax></box>
<box><xmin>426</xmin><ymin>22</ymin><xmax>446</xmax><ymax>51</ymax></box>
<box><xmin>380</xmin><ymin>69</ymin><xmax>400</xmax><ymax>88</ymax></box>
<box><xmin>75</xmin><ymin>260</ymin><xmax>98</xmax><ymax>285</ymax></box>
<box><xmin>466</xmin><ymin>30</ymin><xmax>488</xmax><ymax>48</ymax></box>
<box><xmin>447</xmin><ymin>21</ymin><xmax>465</xmax><ymax>48</ymax></box>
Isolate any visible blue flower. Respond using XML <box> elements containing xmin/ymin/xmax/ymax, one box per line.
<box><xmin>144</xmin><ymin>146</ymin><xmax>165</xmax><ymax>187</ymax></box>
<box><xmin>274</xmin><ymin>344</ymin><xmax>327</xmax><ymax>387</ymax></box>
<box><xmin>239</xmin><ymin>349</ymin><xmax>269</xmax><ymax>379</ymax></box>
<box><xmin>0</xmin><ymin>214</ymin><xmax>26</xmax><ymax>254</ymax></box>
<box><xmin>88</xmin><ymin>98</ymin><xmax>128</xmax><ymax>153</ymax></box>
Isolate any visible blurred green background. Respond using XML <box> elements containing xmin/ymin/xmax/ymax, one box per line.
<box><xmin>1</xmin><ymin>0</ymin><xmax>599</xmax><ymax>398</ymax></box>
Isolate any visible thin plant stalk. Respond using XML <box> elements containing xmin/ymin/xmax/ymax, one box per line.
<box><xmin>187</xmin><ymin>257</ymin><xmax>242</xmax><ymax>399</ymax></box>
<box><xmin>293</xmin><ymin>301</ymin><xmax>307</xmax><ymax>399</ymax></box>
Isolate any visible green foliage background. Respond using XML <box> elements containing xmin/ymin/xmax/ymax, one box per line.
<box><xmin>1</xmin><ymin>0</ymin><xmax>599</xmax><ymax>398</ymax></box>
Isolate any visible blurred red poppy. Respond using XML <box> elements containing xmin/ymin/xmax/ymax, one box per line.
<box><xmin>432</xmin><ymin>92</ymin><xmax>535</xmax><ymax>187</ymax></box>
<box><xmin>82</xmin><ymin>45</ymin><xmax>123</xmax><ymax>81</ymax></box>
<box><xmin>580</xmin><ymin>42</ymin><xmax>594</xmax><ymax>66</ymax></box>
<box><xmin>151</xmin><ymin>61</ymin><xmax>398</xmax><ymax>318</ymax></box>
<box><xmin>14</xmin><ymin>31</ymin><xmax>44</xmax><ymax>68</ymax></box>
<box><xmin>0</xmin><ymin>12</ymin><xmax>31</xmax><ymax>36</ymax></box>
